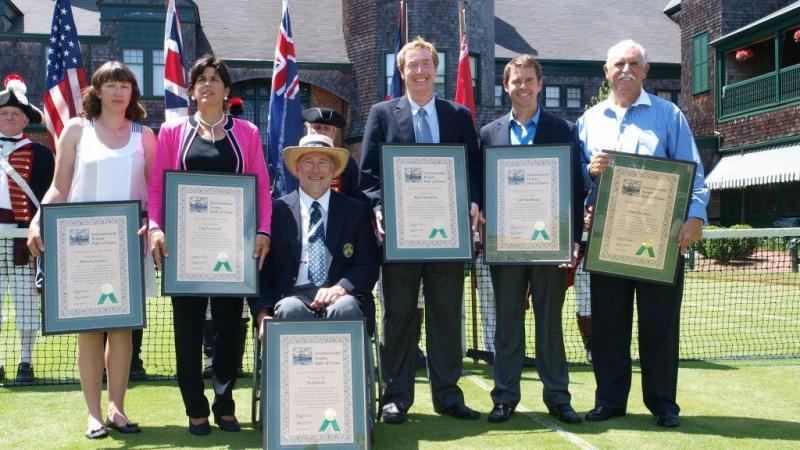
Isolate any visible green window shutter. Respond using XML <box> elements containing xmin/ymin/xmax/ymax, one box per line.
<box><xmin>692</xmin><ymin>33</ymin><xmax>710</xmax><ymax>94</ymax></box>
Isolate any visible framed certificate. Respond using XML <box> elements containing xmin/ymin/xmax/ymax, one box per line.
<box><xmin>41</xmin><ymin>201</ymin><xmax>145</xmax><ymax>335</ymax></box>
<box><xmin>484</xmin><ymin>145</ymin><xmax>573</xmax><ymax>264</ymax></box>
<box><xmin>380</xmin><ymin>144</ymin><xmax>473</xmax><ymax>262</ymax></box>
<box><xmin>162</xmin><ymin>171</ymin><xmax>258</xmax><ymax>296</ymax></box>
<box><xmin>584</xmin><ymin>152</ymin><xmax>697</xmax><ymax>285</ymax></box>
<box><xmin>262</xmin><ymin>320</ymin><xmax>370</xmax><ymax>450</ymax></box>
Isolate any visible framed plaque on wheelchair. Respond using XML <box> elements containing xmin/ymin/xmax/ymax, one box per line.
<box><xmin>261</xmin><ymin>319</ymin><xmax>370</xmax><ymax>449</ymax></box>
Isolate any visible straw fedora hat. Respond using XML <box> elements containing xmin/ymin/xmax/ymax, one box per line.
<box><xmin>284</xmin><ymin>134</ymin><xmax>350</xmax><ymax>178</ymax></box>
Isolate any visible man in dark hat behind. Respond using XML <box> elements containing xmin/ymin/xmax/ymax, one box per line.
<box><xmin>0</xmin><ymin>74</ymin><xmax>54</xmax><ymax>383</ymax></box>
<box><xmin>302</xmin><ymin>107</ymin><xmax>363</xmax><ymax>202</ymax></box>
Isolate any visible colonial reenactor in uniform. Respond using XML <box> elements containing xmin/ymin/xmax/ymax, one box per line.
<box><xmin>0</xmin><ymin>74</ymin><xmax>55</xmax><ymax>383</ymax></box>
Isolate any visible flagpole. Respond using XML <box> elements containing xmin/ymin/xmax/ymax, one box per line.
<box><xmin>459</xmin><ymin>2</ymin><xmax>465</xmax><ymax>41</ymax></box>
<box><xmin>403</xmin><ymin>0</ymin><xmax>408</xmax><ymax>44</ymax></box>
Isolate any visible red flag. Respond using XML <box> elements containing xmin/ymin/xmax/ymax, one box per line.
<box><xmin>454</xmin><ymin>33</ymin><xmax>475</xmax><ymax>123</ymax></box>
<box><xmin>44</xmin><ymin>0</ymin><xmax>87</xmax><ymax>150</ymax></box>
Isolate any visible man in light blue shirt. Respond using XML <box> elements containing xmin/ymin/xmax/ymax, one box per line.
<box><xmin>577</xmin><ymin>40</ymin><xmax>709</xmax><ymax>429</ymax></box>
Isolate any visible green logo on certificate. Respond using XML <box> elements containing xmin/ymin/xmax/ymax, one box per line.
<box><xmin>429</xmin><ymin>221</ymin><xmax>448</xmax><ymax>239</ymax></box>
<box><xmin>319</xmin><ymin>408</ymin><xmax>340</xmax><ymax>432</ymax></box>
<box><xmin>531</xmin><ymin>221</ymin><xmax>550</xmax><ymax>241</ymax></box>
<box><xmin>97</xmin><ymin>284</ymin><xmax>118</xmax><ymax>305</ymax></box>
<box><xmin>635</xmin><ymin>238</ymin><xmax>656</xmax><ymax>258</ymax></box>
<box><xmin>213</xmin><ymin>252</ymin><xmax>232</xmax><ymax>272</ymax></box>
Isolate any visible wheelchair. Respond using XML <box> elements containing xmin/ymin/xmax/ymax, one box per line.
<box><xmin>249</xmin><ymin>294</ymin><xmax>381</xmax><ymax>435</ymax></box>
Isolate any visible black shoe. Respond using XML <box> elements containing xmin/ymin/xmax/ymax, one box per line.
<box><xmin>584</xmin><ymin>406</ymin><xmax>626</xmax><ymax>422</ymax></box>
<box><xmin>549</xmin><ymin>404</ymin><xmax>582</xmax><ymax>424</ymax></box>
<box><xmin>106</xmin><ymin>415</ymin><xmax>142</xmax><ymax>434</ymax></box>
<box><xmin>129</xmin><ymin>365</ymin><xmax>147</xmax><ymax>382</ymax></box>
<box><xmin>215</xmin><ymin>415</ymin><xmax>241</xmax><ymax>432</ymax></box>
<box><xmin>381</xmin><ymin>403</ymin><xmax>406</xmax><ymax>425</ymax></box>
<box><xmin>16</xmin><ymin>362</ymin><xmax>34</xmax><ymax>383</ymax></box>
<box><xmin>655</xmin><ymin>412</ymin><xmax>680</xmax><ymax>428</ymax></box>
<box><xmin>415</xmin><ymin>347</ymin><xmax>427</xmax><ymax>370</ymax></box>
<box><xmin>202</xmin><ymin>366</ymin><xmax>214</xmax><ymax>380</ymax></box>
<box><xmin>188</xmin><ymin>418</ymin><xmax>211</xmax><ymax>436</ymax></box>
<box><xmin>487</xmin><ymin>403</ymin><xmax>514</xmax><ymax>423</ymax></box>
<box><xmin>439</xmin><ymin>402</ymin><xmax>480</xmax><ymax>420</ymax></box>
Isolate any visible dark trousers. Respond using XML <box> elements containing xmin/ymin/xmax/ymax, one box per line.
<box><xmin>590</xmin><ymin>264</ymin><xmax>684</xmax><ymax>415</ymax></box>
<box><xmin>380</xmin><ymin>262</ymin><xmax>465</xmax><ymax>412</ymax></box>
<box><xmin>131</xmin><ymin>328</ymin><xmax>143</xmax><ymax>368</ymax></box>
<box><xmin>489</xmin><ymin>265</ymin><xmax>571</xmax><ymax>409</ymax></box>
<box><xmin>172</xmin><ymin>296</ymin><xmax>244</xmax><ymax>419</ymax></box>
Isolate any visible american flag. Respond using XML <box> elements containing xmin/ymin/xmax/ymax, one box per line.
<box><xmin>267</xmin><ymin>0</ymin><xmax>303</xmax><ymax>198</ymax></box>
<box><xmin>44</xmin><ymin>0</ymin><xmax>87</xmax><ymax>150</ymax></box>
<box><xmin>163</xmin><ymin>0</ymin><xmax>188</xmax><ymax>121</ymax></box>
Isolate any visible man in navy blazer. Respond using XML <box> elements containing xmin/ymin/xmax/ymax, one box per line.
<box><xmin>360</xmin><ymin>37</ymin><xmax>483</xmax><ymax>424</ymax></box>
<box><xmin>481</xmin><ymin>55</ymin><xmax>585</xmax><ymax>424</ymax></box>
<box><xmin>254</xmin><ymin>134</ymin><xmax>379</xmax><ymax>332</ymax></box>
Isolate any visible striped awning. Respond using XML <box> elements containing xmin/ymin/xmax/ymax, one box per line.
<box><xmin>705</xmin><ymin>143</ymin><xmax>800</xmax><ymax>189</ymax></box>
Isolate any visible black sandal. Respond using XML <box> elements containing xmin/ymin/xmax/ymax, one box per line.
<box><xmin>106</xmin><ymin>414</ymin><xmax>142</xmax><ymax>434</ymax></box>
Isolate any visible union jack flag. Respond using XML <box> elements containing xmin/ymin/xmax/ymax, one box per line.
<box><xmin>44</xmin><ymin>0</ymin><xmax>87</xmax><ymax>150</ymax></box>
<box><xmin>267</xmin><ymin>0</ymin><xmax>303</xmax><ymax>197</ymax></box>
<box><xmin>163</xmin><ymin>0</ymin><xmax>188</xmax><ymax>121</ymax></box>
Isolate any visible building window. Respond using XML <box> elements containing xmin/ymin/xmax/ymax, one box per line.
<box><xmin>434</xmin><ymin>52</ymin><xmax>446</xmax><ymax>98</ymax></box>
<box><xmin>152</xmin><ymin>49</ymin><xmax>165</xmax><ymax>97</ymax></box>
<box><xmin>691</xmin><ymin>32</ymin><xmax>710</xmax><ymax>94</ymax></box>
<box><xmin>656</xmin><ymin>89</ymin><xmax>682</xmax><ymax>105</ymax></box>
<box><xmin>469</xmin><ymin>53</ymin><xmax>479</xmax><ymax>104</ymax></box>
<box><xmin>385</xmin><ymin>52</ymin><xmax>398</xmax><ymax>96</ymax></box>
<box><xmin>494</xmin><ymin>85</ymin><xmax>504</xmax><ymax>106</ymax></box>
<box><xmin>122</xmin><ymin>48</ymin><xmax>167</xmax><ymax>97</ymax></box>
<box><xmin>123</xmin><ymin>49</ymin><xmax>144</xmax><ymax>90</ymax></box>
<box><xmin>566</xmin><ymin>86</ymin><xmax>582</xmax><ymax>108</ymax></box>
<box><xmin>544</xmin><ymin>85</ymin><xmax>561</xmax><ymax>108</ymax></box>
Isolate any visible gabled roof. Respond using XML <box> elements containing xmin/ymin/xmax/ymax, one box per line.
<box><xmin>663</xmin><ymin>0</ymin><xmax>682</xmax><ymax>16</ymax></box>
<box><xmin>10</xmin><ymin>0</ymin><xmax>101</xmax><ymax>36</ymax></box>
<box><xmin>193</xmin><ymin>0</ymin><xmax>348</xmax><ymax>64</ymax></box>
<box><xmin>494</xmin><ymin>0</ymin><xmax>681</xmax><ymax>64</ymax></box>
<box><xmin>710</xmin><ymin>0</ymin><xmax>800</xmax><ymax>47</ymax></box>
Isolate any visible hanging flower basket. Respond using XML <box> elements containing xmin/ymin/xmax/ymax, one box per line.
<box><xmin>794</xmin><ymin>29</ymin><xmax>800</xmax><ymax>43</ymax></box>
<box><xmin>735</xmin><ymin>49</ymin><xmax>755</xmax><ymax>61</ymax></box>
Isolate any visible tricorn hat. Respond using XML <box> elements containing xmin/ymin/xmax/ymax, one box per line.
<box><xmin>228</xmin><ymin>96</ymin><xmax>244</xmax><ymax>117</ymax></box>
<box><xmin>301</xmin><ymin>107</ymin><xmax>345</xmax><ymax>128</ymax></box>
<box><xmin>0</xmin><ymin>74</ymin><xmax>44</xmax><ymax>124</ymax></box>
<box><xmin>283</xmin><ymin>134</ymin><xmax>350</xmax><ymax>178</ymax></box>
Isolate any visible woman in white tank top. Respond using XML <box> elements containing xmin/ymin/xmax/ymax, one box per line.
<box><xmin>27</xmin><ymin>61</ymin><xmax>155</xmax><ymax>439</ymax></box>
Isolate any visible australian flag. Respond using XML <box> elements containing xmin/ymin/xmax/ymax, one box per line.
<box><xmin>386</xmin><ymin>1</ymin><xmax>405</xmax><ymax>100</ymax></box>
<box><xmin>267</xmin><ymin>0</ymin><xmax>303</xmax><ymax>197</ymax></box>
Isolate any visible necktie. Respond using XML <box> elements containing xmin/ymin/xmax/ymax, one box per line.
<box><xmin>308</xmin><ymin>201</ymin><xmax>326</xmax><ymax>286</ymax></box>
<box><xmin>415</xmin><ymin>108</ymin><xmax>433</xmax><ymax>144</ymax></box>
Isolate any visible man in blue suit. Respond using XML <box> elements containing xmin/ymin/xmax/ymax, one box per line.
<box><xmin>360</xmin><ymin>37</ymin><xmax>483</xmax><ymax>424</ymax></box>
<box><xmin>254</xmin><ymin>134</ymin><xmax>379</xmax><ymax>332</ymax></box>
<box><xmin>480</xmin><ymin>54</ymin><xmax>585</xmax><ymax>424</ymax></box>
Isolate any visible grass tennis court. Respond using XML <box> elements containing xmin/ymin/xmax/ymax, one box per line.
<box><xmin>2</xmin><ymin>231</ymin><xmax>799</xmax><ymax>447</ymax></box>
<box><xmin>2</xmin><ymin>359</ymin><xmax>798</xmax><ymax>449</ymax></box>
